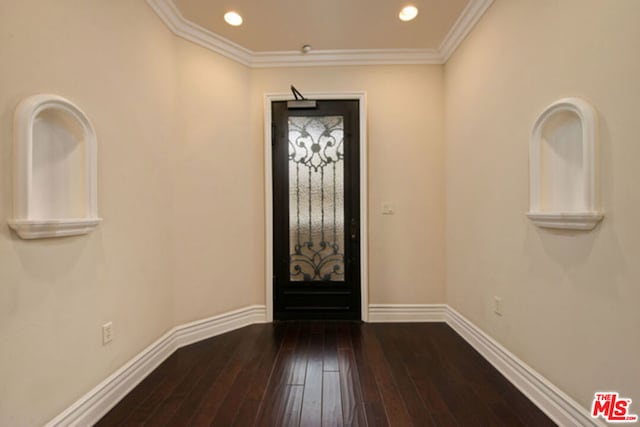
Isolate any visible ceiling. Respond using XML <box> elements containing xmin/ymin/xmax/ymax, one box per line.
<box><xmin>173</xmin><ymin>0</ymin><xmax>470</xmax><ymax>52</ymax></box>
<box><xmin>147</xmin><ymin>0</ymin><xmax>493</xmax><ymax>67</ymax></box>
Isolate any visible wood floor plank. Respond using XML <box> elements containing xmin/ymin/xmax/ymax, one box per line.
<box><xmin>255</xmin><ymin>322</ymin><xmax>309</xmax><ymax>425</ymax></box>
<box><xmin>282</xmin><ymin>322</ymin><xmax>301</xmax><ymax>350</ymax></box>
<box><xmin>257</xmin><ymin>385</ymin><xmax>305</xmax><ymax>427</ymax></box>
<box><xmin>245</xmin><ymin>323</ymin><xmax>287</xmax><ymax>402</ymax></box>
<box><xmin>360</xmin><ymin>325</ymin><xmax>413</xmax><ymax>426</ymax></box>
<box><xmin>121</xmin><ymin>340</ymin><xmax>218</xmax><ymax>426</ymax></box>
<box><xmin>279</xmin><ymin>385</ymin><xmax>305</xmax><ymax>427</ymax></box>
<box><xmin>363</xmin><ymin>403</ymin><xmax>388</xmax><ymax>427</ymax></box>
<box><xmin>254</xmin><ymin>348</ymin><xmax>295</xmax><ymax>424</ymax></box>
<box><xmin>160</xmin><ymin>330</ymin><xmax>246</xmax><ymax>426</ymax></box>
<box><xmin>433</xmin><ymin>377</ymin><xmax>502</xmax><ymax>426</ymax></box>
<box><xmin>336</xmin><ymin>322</ymin><xmax>352</xmax><ymax>349</ymax></box>
<box><xmin>412</xmin><ymin>377</ymin><xmax>456</xmax><ymax>419</ymax></box>
<box><xmin>234</xmin><ymin>324</ymin><xmax>287</xmax><ymax>425</ymax></box>
<box><xmin>210</xmin><ymin>326</ymin><xmax>276</xmax><ymax>426</ymax></box>
<box><xmin>143</xmin><ymin>343</ymin><xmax>243</xmax><ymax>425</ymax></box>
<box><xmin>349</xmin><ymin>324</ymin><xmax>388</xmax><ymax>427</ymax></box>
<box><xmin>210</xmin><ymin>367</ymin><xmax>258</xmax><ymax>426</ymax></box>
<box><xmin>337</xmin><ymin>349</ymin><xmax>367</xmax><ymax>426</ymax></box>
<box><xmin>487</xmin><ymin>401</ymin><xmax>529</xmax><ymax>427</ymax></box>
<box><xmin>188</xmin><ymin>359</ymin><xmax>242</xmax><ymax>426</ymax></box>
<box><xmin>95</xmin><ymin>341</ymin><xmax>212</xmax><ymax>426</ymax></box>
<box><xmin>95</xmin><ymin>357</ymin><xmax>173</xmax><ymax>426</ymax></box>
<box><xmin>187</xmin><ymin>326</ymin><xmax>268</xmax><ymax>426</ymax></box>
<box><xmin>376</xmin><ymin>324</ymin><xmax>436</xmax><ymax>426</ymax></box>
<box><xmin>300</xmin><ymin>332</ymin><xmax>323</xmax><ymax>427</ymax></box>
<box><xmin>322</xmin><ymin>371</ymin><xmax>343</xmax><ymax>427</ymax></box>
<box><xmin>323</xmin><ymin>322</ymin><xmax>339</xmax><ymax>372</ymax></box>
<box><xmin>98</xmin><ymin>321</ymin><xmax>556</xmax><ymax>427</ymax></box>
<box><xmin>233</xmin><ymin>399</ymin><xmax>261</xmax><ymax>427</ymax></box>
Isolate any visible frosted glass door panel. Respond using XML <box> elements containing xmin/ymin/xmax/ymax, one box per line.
<box><xmin>288</xmin><ymin>116</ymin><xmax>344</xmax><ymax>282</ymax></box>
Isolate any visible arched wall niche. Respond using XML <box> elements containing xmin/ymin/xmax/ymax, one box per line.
<box><xmin>8</xmin><ymin>94</ymin><xmax>101</xmax><ymax>239</ymax></box>
<box><xmin>527</xmin><ymin>97</ymin><xmax>603</xmax><ymax>230</ymax></box>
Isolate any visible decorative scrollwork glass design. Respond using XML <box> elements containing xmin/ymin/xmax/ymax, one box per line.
<box><xmin>288</xmin><ymin>116</ymin><xmax>345</xmax><ymax>282</ymax></box>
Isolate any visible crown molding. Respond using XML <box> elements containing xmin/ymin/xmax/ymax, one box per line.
<box><xmin>146</xmin><ymin>0</ymin><xmax>252</xmax><ymax>66</ymax></box>
<box><xmin>251</xmin><ymin>48</ymin><xmax>443</xmax><ymax>68</ymax></box>
<box><xmin>439</xmin><ymin>0</ymin><xmax>494</xmax><ymax>62</ymax></box>
<box><xmin>147</xmin><ymin>0</ymin><xmax>493</xmax><ymax>67</ymax></box>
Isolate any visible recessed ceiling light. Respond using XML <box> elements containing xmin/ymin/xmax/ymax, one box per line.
<box><xmin>224</xmin><ymin>11</ymin><xmax>243</xmax><ymax>26</ymax></box>
<box><xmin>399</xmin><ymin>5</ymin><xmax>419</xmax><ymax>22</ymax></box>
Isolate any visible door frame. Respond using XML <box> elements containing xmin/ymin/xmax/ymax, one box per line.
<box><xmin>264</xmin><ymin>92</ymin><xmax>368</xmax><ymax>322</ymax></box>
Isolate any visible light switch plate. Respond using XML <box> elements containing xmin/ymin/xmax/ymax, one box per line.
<box><xmin>382</xmin><ymin>202</ymin><xmax>395</xmax><ymax>215</ymax></box>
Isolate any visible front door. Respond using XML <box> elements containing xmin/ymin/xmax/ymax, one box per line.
<box><xmin>272</xmin><ymin>99</ymin><xmax>361</xmax><ymax>320</ymax></box>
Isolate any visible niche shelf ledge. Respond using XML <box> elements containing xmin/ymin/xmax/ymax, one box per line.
<box><xmin>9</xmin><ymin>94</ymin><xmax>101</xmax><ymax>239</ymax></box>
<box><xmin>527</xmin><ymin>97</ymin><xmax>603</xmax><ymax>231</ymax></box>
<box><xmin>8</xmin><ymin>218</ymin><xmax>102</xmax><ymax>240</ymax></box>
<box><xmin>526</xmin><ymin>212</ymin><xmax>603</xmax><ymax>231</ymax></box>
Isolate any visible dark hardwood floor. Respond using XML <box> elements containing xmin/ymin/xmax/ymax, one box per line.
<box><xmin>96</xmin><ymin>322</ymin><xmax>556</xmax><ymax>426</ymax></box>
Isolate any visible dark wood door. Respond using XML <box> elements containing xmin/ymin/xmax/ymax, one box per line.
<box><xmin>272</xmin><ymin>100</ymin><xmax>361</xmax><ymax>320</ymax></box>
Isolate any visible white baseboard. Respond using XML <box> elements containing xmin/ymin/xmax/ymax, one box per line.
<box><xmin>45</xmin><ymin>305</ymin><xmax>267</xmax><ymax>427</ymax></box>
<box><xmin>367</xmin><ymin>303</ymin><xmax>599</xmax><ymax>426</ymax></box>
<box><xmin>368</xmin><ymin>304</ymin><xmax>447</xmax><ymax>322</ymax></box>
<box><xmin>445</xmin><ymin>307</ymin><xmax>603</xmax><ymax>427</ymax></box>
<box><xmin>173</xmin><ymin>305</ymin><xmax>267</xmax><ymax>349</ymax></box>
<box><xmin>47</xmin><ymin>303</ymin><xmax>598</xmax><ymax>427</ymax></box>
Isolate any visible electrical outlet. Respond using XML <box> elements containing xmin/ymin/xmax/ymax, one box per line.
<box><xmin>494</xmin><ymin>297</ymin><xmax>503</xmax><ymax>316</ymax></box>
<box><xmin>102</xmin><ymin>322</ymin><xmax>113</xmax><ymax>345</ymax></box>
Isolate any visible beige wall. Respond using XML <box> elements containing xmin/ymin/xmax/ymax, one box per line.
<box><xmin>0</xmin><ymin>1</ymin><xmax>179</xmax><ymax>425</ymax></box>
<box><xmin>445</xmin><ymin>0</ymin><xmax>640</xmax><ymax>409</ymax></box>
<box><xmin>171</xmin><ymin>40</ymin><xmax>261</xmax><ymax>325</ymax></box>
<box><xmin>252</xmin><ymin>66</ymin><xmax>446</xmax><ymax>305</ymax></box>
